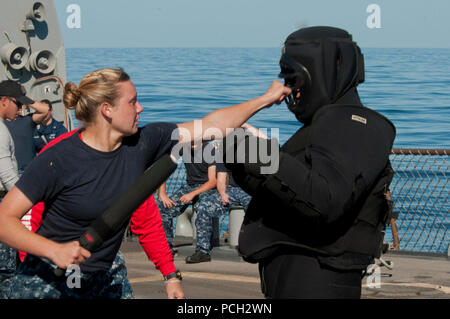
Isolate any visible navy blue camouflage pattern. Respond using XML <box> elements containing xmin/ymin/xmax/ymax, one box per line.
<box><xmin>158</xmin><ymin>183</ymin><xmax>217</xmax><ymax>253</ymax></box>
<box><xmin>195</xmin><ymin>186</ymin><xmax>251</xmax><ymax>253</ymax></box>
<box><xmin>4</xmin><ymin>251</ymin><xmax>133</xmax><ymax>299</ymax></box>
<box><xmin>0</xmin><ymin>243</ymin><xmax>17</xmax><ymax>299</ymax></box>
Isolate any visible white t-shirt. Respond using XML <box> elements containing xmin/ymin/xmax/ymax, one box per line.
<box><xmin>0</xmin><ymin>117</ymin><xmax>19</xmax><ymax>193</ymax></box>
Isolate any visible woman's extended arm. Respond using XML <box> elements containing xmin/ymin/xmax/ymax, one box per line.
<box><xmin>177</xmin><ymin>81</ymin><xmax>290</xmax><ymax>143</ymax></box>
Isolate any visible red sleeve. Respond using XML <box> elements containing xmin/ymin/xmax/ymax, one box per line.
<box><xmin>130</xmin><ymin>195</ymin><xmax>176</xmax><ymax>276</ymax></box>
<box><xmin>18</xmin><ymin>202</ymin><xmax>45</xmax><ymax>262</ymax></box>
<box><xmin>30</xmin><ymin>202</ymin><xmax>45</xmax><ymax>233</ymax></box>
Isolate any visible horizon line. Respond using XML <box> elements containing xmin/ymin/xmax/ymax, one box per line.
<box><xmin>64</xmin><ymin>46</ymin><xmax>450</xmax><ymax>49</ymax></box>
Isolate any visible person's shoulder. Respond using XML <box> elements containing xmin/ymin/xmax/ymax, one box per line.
<box><xmin>23</xmin><ymin>113</ymin><xmax>35</xmax><ymax>124</ymax></box>
<box><xmin>31</xmin><ymin>134</ymin><xmax>79</xmax><ymax>176</ymax></box>
<box><xmin>0</xmin><ymin>120</ymin><xmax>12</xmax><ymax>141</ymax></box>
<box><xmin>324</xmin><ymin>103</ymin><xmax>395</xmax><ymax>131</ymax></box>
<box><xmin>27</xmin><ymin>139</ymin><xmax>65</xmax><ymax>173</ymax></box>
<box><xmin>4</xmin><ymin>114</ymin><xmax>33</xmax><ymax>128</ymax></box>
<box><xmin>137</xmin><ymin>122</ymin><xmax>179</xmax><ymax>145</ymax></box>
<box><xmin>52</xmin><ymin>119</ymin><xmax>66</xmax><ymax>128</ymax></box>
<box><xmin>142</xmin><ymin>122</ymin><xmax>178</xmax><ymax>134</ymax></box>
<box><xmin>0</xmin><ymin>118</ymin><xmax>8</xmax><ymax>130</ymax></box>
<box><xmin>39</xmin><ymin>131</ymin><xmax>78</xmax><ymax>154</ymax></box>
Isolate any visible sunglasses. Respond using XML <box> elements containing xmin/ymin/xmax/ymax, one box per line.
<box><xmin>7</xmin><ymin>98</ymin><xmax>23</xmax><ymax>108</ymax></box>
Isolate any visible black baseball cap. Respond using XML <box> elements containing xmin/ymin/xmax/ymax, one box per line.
<box><xmin>0</xmin><ymin>80</ymin><xmax>35</xmax><ymax>105</ymax></box>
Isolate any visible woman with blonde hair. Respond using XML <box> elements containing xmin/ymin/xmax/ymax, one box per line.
<box><xmin>0</xmin><ymin>68</ymin><xmax>290</xmax><ymax>298</ymax></box>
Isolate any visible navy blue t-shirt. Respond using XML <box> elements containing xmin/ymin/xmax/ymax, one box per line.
<box><xmin>183</xmin><ymin>143</ymin><xmax>216</xmax><ymax>186</ymax></box>
<box><xmin>5</xmin><ymin>114</ymin><xmax>37</xmax><ymax>173</ymax></box>
<box><xmin>16</xmin><ymin>122</ymin><xmax>178</xmax><ymax>272</ymax></box>
<box><xmin>216</xmin><ymin>162</ymin><xmax>238</xmax><ymax>187</ymax></box>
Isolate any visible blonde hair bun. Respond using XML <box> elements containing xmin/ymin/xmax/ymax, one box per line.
<box><xmin>63</xmin><ymin>82</ymin><xmax>81</xmax><ymax>110</ymax></box>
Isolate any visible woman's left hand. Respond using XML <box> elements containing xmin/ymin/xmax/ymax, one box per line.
<box><xmin>165</xmin><ymin>280</ymin><xmax>185</xmax><ymax>299</ymax></box>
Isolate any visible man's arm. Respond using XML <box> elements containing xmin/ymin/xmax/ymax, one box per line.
<box><xmin>0</xmin><ymin>157</ymin><xmax>18</xmax><ymax>191</ymax></box>
<box><xmin>158</xmin><ymin>182</ymin><xmax>176</xmax><ymax>209</ymax></box>
<box><xmin>0</xmin><ymin>132</ymin><xmax>18</xmax><ymax>191</ymax></box>
<box><xmin>179</xmin><ymin>165</ymin><xmax>217</xmax><ymax>203</ymax></box>
<box><xmin>29</xmin><ymin>101</ymin><xmax>50</xmax><ymax>124</ymax></box>
<box><xmin>216</xmin><ymin>171</ymin><xmax>230</xmax><ymax>206</ymax></box>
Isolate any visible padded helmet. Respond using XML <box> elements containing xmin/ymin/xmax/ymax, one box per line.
<box><xmin>279</xmin><ymin>26</ymin><xmax>365</xmax><ymax>123</ymax></box>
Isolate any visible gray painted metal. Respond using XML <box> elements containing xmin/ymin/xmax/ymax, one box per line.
<box><xmin>0</xmin><ymin>0</ymin><xmax>73</xmax><ymax>130</ymax></box>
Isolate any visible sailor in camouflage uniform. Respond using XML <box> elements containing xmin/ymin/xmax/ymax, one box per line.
<box><xmin>158</xmin><ymin>142</ymin><xmax>217</xmax><ymax>259</ymax></box>
<box><xmin>188</xmin><ymin>162</ymin><xmax>251</xmax><ymax>263</ymax></box>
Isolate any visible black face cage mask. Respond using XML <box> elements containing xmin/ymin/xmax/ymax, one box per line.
<box><xmin>278</xmin><ymin>54</ymin><xmax>312</xmax><ymax>108</ymax></box>
<box><xmin>278</xmin><ymin>41</ymin><xmax>365</xmax><ymax>110</ymax></box>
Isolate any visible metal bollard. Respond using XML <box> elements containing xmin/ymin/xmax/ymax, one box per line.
<box><xmin>229</xmin><ymin>206</ymin><xmax>245</xmax><ymax>248</ymax></box>
<box><xmin>175</xmin><ymin>206</ymin><xmax>194</xmax><ymax>238</ymax></box>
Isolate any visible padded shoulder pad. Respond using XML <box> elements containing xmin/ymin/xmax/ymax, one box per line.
<box><xmin>309</xmin><ymin>104</ymin><xmax>395</xmax><ymax>185</ymax></box>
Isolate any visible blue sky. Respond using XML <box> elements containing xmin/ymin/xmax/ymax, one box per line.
<box><xmin>55</xmin><ymin>0</ymin><xmax>450</xmax><ymax>48</ymax></box>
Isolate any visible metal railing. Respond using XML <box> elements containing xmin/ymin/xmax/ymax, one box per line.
<box><xmin>129</xmin><ymin>149</ymin><xmax>449</xmax><ymax>256</ymax></box>
<box><xmin>388</xmin><ymin>149</ymin><xmax>449</xmax><ymax>256</ymax></box>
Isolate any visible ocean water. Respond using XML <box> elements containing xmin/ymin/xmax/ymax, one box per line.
<box><xmin>66</xmin><ymin>48</ymin><xmax>449</xmax><ymax>254</ymax></box>
<box><xmin>66</xmin><ymin>48</ymin><xmax>450</xmax><ymax>148</ymax></box>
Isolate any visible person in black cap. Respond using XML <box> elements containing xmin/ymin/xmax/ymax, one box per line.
<box><xmin>0</xmin><ymin>80</ymin><xmax>35</xmax><ymax>106</ymax></box>
<box><xmin>0</xmin><ymin>80</ymin><xmax>33</xmax><ymax>297</ymax></box>
<box><xmin>2</xmin><ymin>81</ymin><xmax>50</xmax><ymax>175</ymax></box>
<box><xmin>0</xmin><ymin>80</ymin><xmax>35</xmax><ymax>197</ymax></box>
<box><xmin>223</xmin><ymin>26</ymin><xmax>396</xmax><ymax>298</ymax></box>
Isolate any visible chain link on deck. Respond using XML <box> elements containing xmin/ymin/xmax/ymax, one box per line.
<box><xmin>388</xmin><ymin>149</ymin><xmax>449</xmax><ymax>255</ymax></box>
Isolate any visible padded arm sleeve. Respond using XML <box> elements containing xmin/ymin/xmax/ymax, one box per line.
<box><xmin>262</xmin><ymin>150</ymin><xmax>354</xmax><ymax>225</ymax></box>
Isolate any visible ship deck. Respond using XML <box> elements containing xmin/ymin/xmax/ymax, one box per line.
<box><xmin>121</xmin><ymin>239</ymin><xmax>449</xmax><ymax>300</ymax></box>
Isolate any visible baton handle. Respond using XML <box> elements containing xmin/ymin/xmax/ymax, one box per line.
<box><xmin>54</xmin><ymin>266</ymin><xmax>66</xmax><ymax>277</ymax></box>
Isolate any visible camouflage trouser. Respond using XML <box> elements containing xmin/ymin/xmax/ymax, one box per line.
<box><xmin>195</xmin><ymin>186</ymin><xmax>251</xmax><ymax>253</ymax></box>
<box><xmin>4</xmin><ymin>251</ymin><xmax>134</xmax><ymax>299</ymax></box>
<box><xmin>0</xmin><ymin>243</ymin><xmax>17</xmax><ymax>299</ymax></box>
<box><xmin>157</xmin><ymin>184</ymin><xmax>216</xmax><ymax>252</ymax></box>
